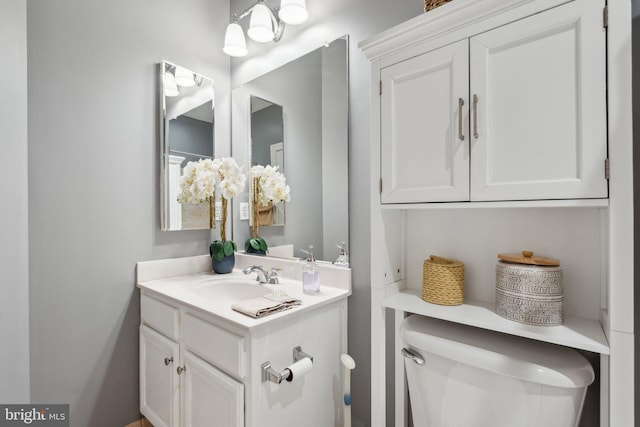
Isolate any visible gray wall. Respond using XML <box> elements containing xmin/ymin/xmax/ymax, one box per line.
<box><xmin>230</xmin><ymin>1</ymin><xmax>423</xmax><ymax>425</ymax></box>
<box><xmin>26</xmin><ymin>0</ymin><xmax>230</xmax><ymax>425</ymax></box>
<box><xmin>633</xmin><ymin>2</ymin><xmax>640</xmax><ymax>426</ymax></box>
<box><xmin>0</xmin><ymin>0</ymin><xmax>30</xmax><ymax>404</ymax></box>
<box><xmin>251</xmin><ymin>103</ymin><xmax>284</xmax><ymax>166</ymax></box>
<box><xmin>169</xmin><ymin>115</ymin><xmax>214</xmax><ymax>165</ymax></box>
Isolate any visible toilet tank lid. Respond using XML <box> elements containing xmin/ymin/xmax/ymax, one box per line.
<box><xmin>400</xmin><ymin>315</ymin><xmax>595</xmax><ymax>388</ymax></box>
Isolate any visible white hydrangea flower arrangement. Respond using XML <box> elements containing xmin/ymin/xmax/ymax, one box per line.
<box><xmin>218</xmin><ymin>157</ymin><xmax>248</xmax><ymax>200</ymax></box>
<box><xmin>246</xmin><ymin>165</ymin><xmax>291</xmax><ymax>254</ymax></box>
<box><xmin>177</xmin><ymin>157</ymin><xmax>247</xmax><ymax>263</ymax></box>
<box><xmin>249</xmin><ymin>164</ymin><xmax>291</xmax><ymax>206</ymax></box>
<box><xmin>178</xmin><ymin>157</ymin><xmax>247</xmax><ymax>204</ymax></box>
<box><xmin>177</xmin><ymin>158</ymin><xmax>220</xmax><ymax>204</ymax></box>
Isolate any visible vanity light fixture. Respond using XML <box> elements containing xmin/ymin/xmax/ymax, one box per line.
<box><xmin>223</xmin><ymin>0</ymin><xmax>308</xmax><ymax>57</ymax></box>
<box><xmin>279</xmin><ymin>0</ymin><xmax>308</xmax><ymax>25</ymax></box>
<box><xmin>247</xmin><ymin>3</ymin><xmax>275</xmax><ymax>43</ymax></box>
<box><xmin>163</xmin><ymin>63</ymin><xmax>204</xmax><ymax>97</ymax></box>
<box><xmin>174</xmin><ymin>66</ymin><xmax>196</xmax><ymax>87</ymax></box>
<box><xmin>164</xmin><ymin>71</ymin><xmax>179</xmax><ymax>97</ymax></box>
<box><xmin>223</xmin><ymin>22</ymin><xmax>248</xmax><ymax>57</ymax></box>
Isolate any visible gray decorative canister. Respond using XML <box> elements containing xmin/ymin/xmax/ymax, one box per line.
<box><xmin>495</xmin><ymin>251</ymin><xmax>564</xmax><ymax>326</ymax></box>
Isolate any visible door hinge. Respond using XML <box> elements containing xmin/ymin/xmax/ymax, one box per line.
<box><xmin>605</xmin><ymin>158</ymin><xmax>610</xmax><ymax>180</ymax></box>
<box><xmin>379</xmin><ymin>80</ymin><xmax>382</xmax><ymax>95</ymax></box>
<box><xmin>603</xmin><ymin>5</ymin><xmax>608</xmax><ymax>28</ymax></box>
<box><xmin>379</xmin><ymin>178</ymin><xmax>383</xmax><ymax>194</ymax></box>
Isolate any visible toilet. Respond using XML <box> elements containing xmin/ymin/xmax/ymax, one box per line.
<box><xmin>400</xmin><ymin>315</ymin><xmax>595</xmax><ymax>427</ymax></box>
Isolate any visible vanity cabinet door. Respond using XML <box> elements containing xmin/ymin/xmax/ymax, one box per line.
<box><xmin>380</xmin><ymin>39</ymin><xmax>470</xmax><ymax>203</ymax></box>
<box><xmin>181</xmin><ymin>351</ymin><xmax>244</xmax><ymax>427</ymax></box>
<box><xmin>140</xmin><ymin>325</ymin><xmax>180</xmax><ymax>427</ymax></box>
<box><xmin>469</xmin><ymin>0</ymin><xmax>607</xmax><ymax>201</ymax></box>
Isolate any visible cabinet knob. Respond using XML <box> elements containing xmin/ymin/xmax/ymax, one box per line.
<box><xmin>177</xmin><ymin>366</ymin><xmax>186</xmax><ymax>375</ymax></box>
<box><xmin>164</xmin><ymin>357</ymin><xmax>173</xmax><ymax>366</ymax></box>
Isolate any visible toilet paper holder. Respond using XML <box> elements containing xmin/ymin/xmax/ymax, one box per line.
<box><xmin>261</xmin><ymin>346</ymin><xmax>314</xmax><ymax>384</ymax></box>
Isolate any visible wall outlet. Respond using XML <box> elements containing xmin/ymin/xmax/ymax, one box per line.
<box><xmin>239</xmin><ymin>202</ymin><xmax>249</xmax><ymax>220</ymax></box>
<box><xmin>214</xmin><ymin>201</ymin><xmax>222</xmax><ymax>221</ymax></box>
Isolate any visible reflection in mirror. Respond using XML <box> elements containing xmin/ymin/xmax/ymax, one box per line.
<box><xmin>250</xmin><ymin>96</ymin><xmax>285</xmax><ymax>227</ymax></box>
<box><xmin>232</xmin><ymin>36</ymin><xmax>349</xmax><ymax>262</ymax></box>
<box><xmin>160</xmin><ymin>60</ymin><xmax>215</xmax><ymax>230</ymax></box>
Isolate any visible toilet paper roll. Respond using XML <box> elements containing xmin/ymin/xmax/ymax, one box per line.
<box><xmin>285</xmin><ymin>357</ymin><xmax>313</xmax><ymax>382</ymax></box>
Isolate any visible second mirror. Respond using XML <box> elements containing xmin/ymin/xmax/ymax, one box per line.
<box><xmin>250</xmin><ymin>96</ymin><xmax>286</xmax><ymax>228</ymax></box>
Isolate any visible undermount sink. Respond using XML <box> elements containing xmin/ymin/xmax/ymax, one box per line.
<box><xmin>190</xmin><ymin>277</ymin><xmax>271</xmax><ymax>304</ymax></box>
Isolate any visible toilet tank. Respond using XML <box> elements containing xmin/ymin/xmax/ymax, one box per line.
<box><xmin>400</xmin><ymin>315</ymin><xmax>595</xmax><ymax>427</ymax></box>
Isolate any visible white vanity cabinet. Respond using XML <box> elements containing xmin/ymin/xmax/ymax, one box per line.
<box><xmin>139</xmin><ymin>294</ymin><xmax>244</xmax><ymax>427</ymax></box>
<box><xmin>136</xmin><ymin>254</ymin><xmax>351</xmax><ymax>427</ymax></box>
<box><xmin>363</xmin><ymin>0</ymin><xmax>633</xmax><ymax>426</ymax></box>
<box><xmin>380</xmin><ymin>0</ymin><xmax>607</xmax><ymax>204</ymax></box>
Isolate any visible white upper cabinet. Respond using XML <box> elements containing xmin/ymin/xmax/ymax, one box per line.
<box><xmin>469</xmin><ymin>0</ymin><xmax>607</xmax><ymax>201</ymax></box>
<box><xmin>381</xmin><ymin>39</ymin><xmax>470</xmax><ymax>203</ymax></box>
<box><xmin>379</xmin><ymin>0</ymin><xmax>607</xmax><ymax>204</ymax></box>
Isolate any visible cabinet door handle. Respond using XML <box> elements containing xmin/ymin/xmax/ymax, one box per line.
<box><xmin>458</xmin><ymin>97</ymin><xmax>465</xmax><ymax>141</ymax></box>
<box><xmin>473</xmin><ymin>94</ymin><xmax>479</xmax><ymax>139</ymax></box>
<box><xmin>164</xmin><ymin>357</ymin><xmax>173</xmax><ymax>366</ymax></box>
<box><xmin>177</xmin><ymin>366</ymin><xmax>186</xmax><ymax>375</ymax></box>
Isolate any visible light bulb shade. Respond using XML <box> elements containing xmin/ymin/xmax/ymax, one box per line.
<box><xmin>164</xmin><ymin>72</ymin><xmax>179</xmax><ymax>97</ymax></box>
<box><xmin>223</xmin><ymin>23</ymin><xmax>248</xmax><ymax>57</ymax></box>
<box><xmin>174</xmin><ymin>66</ymin><xmax>195</xmax><ymax>87</ymax></box>
<box><xmin>279</xmin><ymin>0</ymin><xmax>308</xmax><ymax>25</ymax></box>
<box><xmin>247</xmin><ymin>3</ymin><xmax>275</xmax><ymax>43</ymax></box>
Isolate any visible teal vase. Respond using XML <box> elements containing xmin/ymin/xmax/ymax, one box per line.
<box><xmin>246</xmin><ymin>246</ymin><xmax>267</xmax><ymax>256</ymax></box>
<box><xmin>212</xmin><ymin>253</ymin><xmax>235</xmax><ymax>274</ymax></box>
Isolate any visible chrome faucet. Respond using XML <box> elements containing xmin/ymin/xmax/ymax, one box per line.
<box><xmin>242</xmin><ymin>265</ymin><xmax>280</xmax><ymax>284</ymax></box>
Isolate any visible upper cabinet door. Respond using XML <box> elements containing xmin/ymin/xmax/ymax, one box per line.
<box><xmin>380</xmin><ymin>39</ymin><xmax>469</xmax><ymax>203</ymax></box>
<box><xmin>469</xmin><ymin>0</ymin><xmax>607</xmax><ymax>201</ymax></box>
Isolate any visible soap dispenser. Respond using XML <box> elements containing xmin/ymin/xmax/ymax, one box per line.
<box><xmin>301</xmin><ymin>245</ymin><xmax>320</xmax><ymax>294</ymax></box>
<box><xmin>334</xmin><ymin>242</ymin><xmax>349</xmax><ymax>267</ymax></box>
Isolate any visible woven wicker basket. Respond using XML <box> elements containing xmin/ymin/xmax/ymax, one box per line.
<box><xmin>424</xmin><ymin>0</ymin><xmax>452</xmax><ymax>13</ymax></box>
<box><xmin>422</xmin><ymin>255</ymin><xmax>464</xmax><ymax>305</ymax></box>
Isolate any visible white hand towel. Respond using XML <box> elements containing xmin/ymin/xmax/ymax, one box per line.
<box><xmin>232</xmin><ymin>290</ymin><xmax>302</xmax><ymax>318</ymax></box>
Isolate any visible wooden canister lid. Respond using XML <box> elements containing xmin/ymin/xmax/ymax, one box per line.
<box><xmin>497</xmin><ymin>250</ymin><xmax>560</xmax><ymax>266</ymax></box>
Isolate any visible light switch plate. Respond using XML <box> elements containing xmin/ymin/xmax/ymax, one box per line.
<box><xmin>239</xmin><ymin>202</ymin><xmax>249</xmax><ymax>220</ymax></box>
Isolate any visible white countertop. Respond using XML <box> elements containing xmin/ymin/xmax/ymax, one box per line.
<box><xmin>136</xmin><ymin>254</ymin><xmax>351</xmax><ymax>331</ymax></box>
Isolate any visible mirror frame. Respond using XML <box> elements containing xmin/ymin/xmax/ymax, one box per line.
<box><xmin>249</xmin><ymin>95</ymin><xmax>286</xmax><ymax>228</ymax></box>
<box><xmin>159</xmin><ymin>60</ymin><xmax>215</xmax><ymax>231</ymax></box>
<box><xmin>231</xmin><ymin>35</ymin><xmax>350</xmax><ymax>261</ymax></box>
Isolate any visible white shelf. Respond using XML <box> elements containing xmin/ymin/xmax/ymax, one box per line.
<box><xmin>383</xmin><ymin>289</ymin><xmax>609</xmax><ymax>354</ymax></box>
<box><xmin>380</xmin><ymin>199</ymin><xmax>609</xmax><ymax>210</ymax></box>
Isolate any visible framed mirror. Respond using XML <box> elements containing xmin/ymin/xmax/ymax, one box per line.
<box><xmin>232</xmin><ymin>36</ymin><xmax>349</xmax><ymax>262</ymax></box>
<box><xmin>250</xmin><ymin>95</ymin><xmax>285</xmax><ymax>227</ymax></box>
<box><xmin>160</xmin><ymin>60</ymin><xmax>215</xmax><ymax>231</ymax></box>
